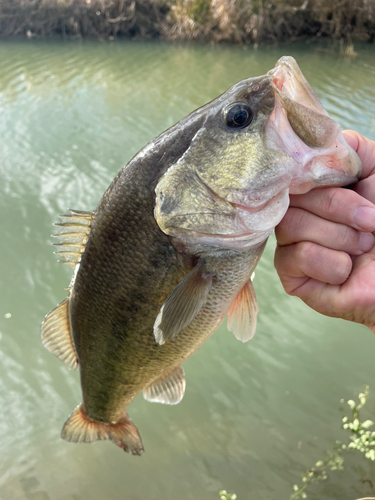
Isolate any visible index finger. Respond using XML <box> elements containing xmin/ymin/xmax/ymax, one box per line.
<box><xmin>289</xmin><ymin>187</ymin><xmax>375</xmax><ymax>232</ymax></box>
<box><xmin>343</xmin><ymin>130</ymin><xmax>375</xmax><ymax>180</ymax></box>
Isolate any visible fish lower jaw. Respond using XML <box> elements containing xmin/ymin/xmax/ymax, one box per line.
<box><xmin>288</xmin><ymin>150</ymin><xmax>361</xmax><ymax>194</ymax></box>
<box><xmin>166</xmin><ymin>188</ymin><xmax>290</xmax><ymax>253</ymax></box>
<box><xmin>171</xmin><ymin>228</ymin><xmax>274</xmax><ymax>253</ymax></box>
<box><xmin>267</xmin><ymin>97</ymin><xmax>361</xmax><ymax>189</ymax></box>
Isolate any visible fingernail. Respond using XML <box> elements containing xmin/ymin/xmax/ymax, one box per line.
<box><xmin>354</xmin><ymin>206</ymin><xmax>375</xmax><ymax>231</ymax></box>
<box><xmin>359</xmin><ymin>232</ymin><xmax>375</xmax><ymax>252</ymax></box>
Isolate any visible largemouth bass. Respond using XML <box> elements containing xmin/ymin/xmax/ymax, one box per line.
<box><xmin>41</xmin><ymin>57</ymin><xmax>361</xmax><ymax>456</ymax></box>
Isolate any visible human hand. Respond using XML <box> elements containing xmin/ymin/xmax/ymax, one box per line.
<box><xmin>274</xmin><ymin>131</ymin><xmax>375</xmax><ymax>333</ymax></box>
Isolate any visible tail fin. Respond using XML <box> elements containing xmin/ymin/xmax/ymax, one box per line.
<box><xmin>61</xmin><ymin>404</ymin><xmax>144</xmax><ymax>456</ymax></box>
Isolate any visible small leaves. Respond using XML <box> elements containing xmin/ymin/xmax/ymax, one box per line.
<box><xmin>358</xmin><ymin>390</ymin><xmax>368</xmax><ymax>406</ymax></box>
<box><xmin>347</xmin><ymin>399</ymin><xmax>356</xmax><ymax>410</ymax></box>
<box><xmin>219</xmin><ymin>490</ymin><xmax>237</xmax><ymax>500</ymax></box>
<box><xmin>352</xmin><ymin>418</ymin><xmax>360</xmax><ymax>431</ymax></box>
<box><xmin>340</xmin><ymin>388</ymin><xmax>375</xmax><ymax>461</ymax></box>
<box><xmin>290</xmin><ymin>386</ymin><xmax>374</xmax><ymax>500</ymax></box>
<box><xmin>361</xmin><ymin>420</ymin><xmax>374</xmax><ymax>429</ymax></box>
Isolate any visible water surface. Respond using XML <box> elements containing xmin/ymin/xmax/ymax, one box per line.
<box><xmin>0</xmin><ymin>38</ymin><xmax>375</xmax><ymax>500</ymax></box>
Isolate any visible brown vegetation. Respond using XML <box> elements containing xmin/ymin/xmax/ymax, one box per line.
<box><xmin>0</xmin><ymin>0</ymin><xmax>167</xmax><ymax>38</ymax></box>
<box><xmin>168</xmin><ymin>0</ymin><xmax>375</xmax><ymax>43</ymax></box>
<box><xmin>0</xmin><ymin>0</ymin><xmax>374</xmax><ymax>42</ymax></box>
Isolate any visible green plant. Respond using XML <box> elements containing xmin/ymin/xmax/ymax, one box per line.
<box><xmin>219</xmin><ymin>490</ymin><xmax>237</xmax><ymax>500</ymax></box>
<box><xmin>290</xmin><ymin>386</ymin><xmax>375</xmax><ymax>500</ymax></box>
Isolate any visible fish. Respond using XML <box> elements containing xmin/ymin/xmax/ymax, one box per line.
<box><xmin>41</xmin><ymin>56</ymin><xmax>361</xmax><ymax>456</ymax></box>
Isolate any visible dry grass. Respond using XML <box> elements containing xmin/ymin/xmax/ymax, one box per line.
<box><xmin>0</xmin><ymin>0</ymin><xmax>374</xmax><ymax>42</ymax></box>
<box><xmin>340</xmin><ymin>39</ymin><xmax>358</xmax><ymax>57</ymax></box>
<box><xmin>166</xmin><ymin>0</ymin><xmax>375</xmax><ymax>44</ymax></box>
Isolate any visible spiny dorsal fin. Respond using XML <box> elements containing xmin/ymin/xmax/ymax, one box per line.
<box><xmin>61</xmin><ymin>404</ymin><xmax>144</xmax><ymax>456</ymax></box>
<box><xmin>143</xmin><ymin>365</ymin><xmax>185</xmax><ymax>405</ymax></box>
<box><xmin>153</xmin><ymin>259</ymin><xmax>213</xmax><ymax>345</ymax></box>
<box><xmin>41</xmin><ymin>298</ymin><xmax>78</xmax><ymax>370</ymax></box>
<box><xmin>52</xmin><ymin>209</ymin><xmax>94</xmax><ymax>269</ymax></box>
<box><xmin>227</xmin><ymin>279</ymin><xmax>259</xmax><ymax>343</ymax></box>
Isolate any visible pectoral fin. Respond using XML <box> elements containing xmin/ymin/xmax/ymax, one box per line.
<box><xmin>227</xmin><ymin>279</ymin><xmax>259</xmax><ymax>342</ymax></box>
<box><xmin>143</xmin><ymin>365</ymin><xmax>185</xmax><ymax>405</ymax></box>
<box><xmin>153</xmin><ymin>259</ymin><xmax>213</xmax><ymax>345</ymax></box>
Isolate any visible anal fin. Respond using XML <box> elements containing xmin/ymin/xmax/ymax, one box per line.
<box><xmin>153</xmin><ymin>259</ymin><xmax>213</xmax><ymax>345</ymax></box>
<box><xmin>227</xmin><ymin>279</ymin><xmax>259</xmax><ymax>342</ymax></box>
<box><xmin>41</xmin><ymin>298</ymin><xmax>78</xmax><ymax>370</ymax></box>
<box><xmin>143</xmin><ymin>365</ymin><xmax>185</xmax><ymax>405</ymax></box>
<box><xmin>61</xmin><ymin>404</ymin><xmax>144</xmax><ymax>456</ymax></box>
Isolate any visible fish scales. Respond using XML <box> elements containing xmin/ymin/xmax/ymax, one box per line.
<box><xmin>72</xmin><ymin>145</ymin><xmax>261</xmax><ymax>423</ymax></box>
<box><xmin>42</xmin><ymin>56</ymin><xmax>362</xmax><ymax>455</ymax></box>
<box><xmin>71</xmin><ymin>124</ymin><xmax>202</xmax><ymax>422</ymax></box>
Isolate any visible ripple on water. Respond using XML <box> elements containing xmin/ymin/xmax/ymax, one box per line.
<box><xmin>0</xmin><ymin>39</ymin><xmax>374</xmax><ymax>500</ymax></box>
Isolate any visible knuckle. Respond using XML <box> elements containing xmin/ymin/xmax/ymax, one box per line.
<box><xmin>274</xmin><ymin>245</ymin><xmax>288</xmax><ymax>274</ymax></box>
<box><xmin>338</xmin><ymin>224</ymin><xmax>356</xmax><ymax>248</ymax></box>
<box><xmin>274</xmin><ymin>244</ymin><xmax>298</xmax><ymax>277</ymax></box>
<box><xmin>275</xmin><ymin>208</ymin><xmax>306</xmax><ymax>244</ymax></box>
<box><xmin>288</xmin><ymin>208</ymin><xmax>307</xmax><ymax>232</ymax></box>
<box><xmin>296</xmin><ymin>241</ymin><xmax>318</xmax><ymax>263</ymax></box>
<box><xmin>334</xmin><ymin>253</ymin><xmax>352</xmax><ymax>281</ymax></box>
<box><xmin>322</xmin><ymin>187</ymin><xmax>342</xmax><ymax>214</ymax></box>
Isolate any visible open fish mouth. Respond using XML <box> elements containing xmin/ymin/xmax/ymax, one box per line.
<box><xmin>266</xmin><ymin>56</ymin><xmax>361</xmax><ymax>193</ymax></box>
<box><xmin>155</xmin><ymin>56</ymin><xmax>362</xmax><ymax>254</ymax></box>
<box><xmin>185</xmin><ymin>57</ymin><xmax>362</xmax><ymax>249</ymax></box>
<box><xmin>268</xmin><ymin>56</ymin><xmax>341</xmax><ymax>150</ymax></box>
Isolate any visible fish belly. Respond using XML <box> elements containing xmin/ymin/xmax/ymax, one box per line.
<box><xmin>75</xmin><ymin>245</ymin><xmax>261</xmax><ymax>424</ymax></box>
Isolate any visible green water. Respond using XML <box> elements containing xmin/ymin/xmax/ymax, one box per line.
<box><xmin>0</xmin><ymin>38</ymin><xmax>375</xmax><ymax>500</ymax></box>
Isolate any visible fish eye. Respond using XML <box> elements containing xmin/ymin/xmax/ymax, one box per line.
<box><xmin>225</xmin><ymin>103</ymin><xmax>253</xmax><ymax>129</ymax></box>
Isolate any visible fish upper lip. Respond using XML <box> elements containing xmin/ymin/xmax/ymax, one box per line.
<box><xmin>195</xmin><ymin>168</ymin><xmax>287</xmax><ymax>213</ymax></box>
<box><xmin>267</xmin><ymin>56</ymin><xmax>297</xmax><ymax>91</ymax></box>
<box><xmin>267</xmin><ymin>56</ymin><xmax>328</xmax><ymax>117</ymax></box>
<box><xmin>230</xmin><ymin>192</ymin><xmax>282</xmax><ymax>213</ymax></box>
<box><xmin>269</xmin><ymin>71</ymin><xmax>296</xmax><ymax>106</ymax></box>
<box><xmin>267</xmin><ymin>59</ymin><xmax>291</xmax><ymax>93</ymax></box>
<box><xmin>230</xmin><ymin>201</ymin><xmax>268</xmax><ymax>213</ymax></box>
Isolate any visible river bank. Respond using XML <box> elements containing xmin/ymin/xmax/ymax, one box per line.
<box><xmin>0</xmin><ymin>0</ymin><xmax>374</xmax><ymax>44</ymax></box>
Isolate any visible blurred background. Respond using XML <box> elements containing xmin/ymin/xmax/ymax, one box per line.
<box><xmin>0</xmin><ymin>2</ymin><xmax>375</xmax><ymax>500</ymax></box>
<box><xmin>0</xmin><ymin>0</ymin><xmax>374</xmax><ymax>45</ymax></box>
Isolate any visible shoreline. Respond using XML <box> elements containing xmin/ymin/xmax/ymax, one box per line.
<box><xmin>0</xmin><ymin>0</ymin><xmax>374</xmax><ymax>44</ymax></box>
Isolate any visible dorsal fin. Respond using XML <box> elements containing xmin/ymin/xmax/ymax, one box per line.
<box><xmin>143</xmin><ymin>366</ymin><xmax>185</xmax><ymax>405</ymax></box>
<box><xmin>52</xmin><ymin>209</ymin><xmax>94</xmax><ymax>269</ymax></box>
<box><xmin>41</xmin><ymin>298</ymin><xmax>78</xmax><ymax>370</ymax></box>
